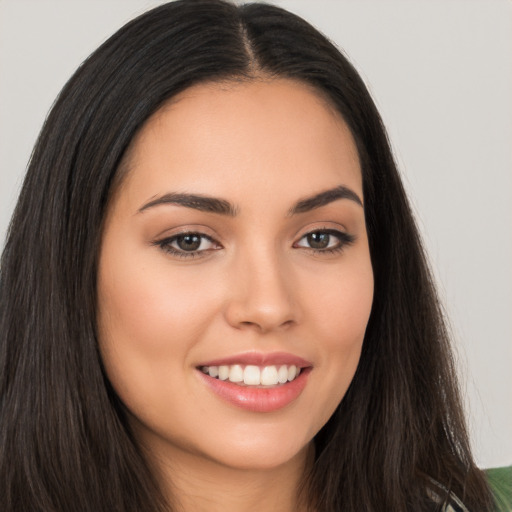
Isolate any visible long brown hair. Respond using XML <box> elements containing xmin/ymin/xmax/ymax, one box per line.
<box><xmin>0</xmin><ymin>1</ymin><xmax>493</xmax><ymax>510</ymax></box>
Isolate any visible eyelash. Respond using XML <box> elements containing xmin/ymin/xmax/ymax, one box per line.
<box><xmin>154</xmin><ymin>232</ymin><xmax>220</xmax><ymax>259</ymax></box>
<box><xmin>154</xmin><ymin>229</ymin><xmax>355</xmax><ymax>259</ymax></box>
<box><xmin>294</xmin><ymin>229</ymin><xmax>356</xmax><ymax>255</ymax></box>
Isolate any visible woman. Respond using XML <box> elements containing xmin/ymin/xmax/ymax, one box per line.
<box><xmin>0</xmin><ymin>0</ymin><xmax>500</xmax><ymax>510</ymax></box>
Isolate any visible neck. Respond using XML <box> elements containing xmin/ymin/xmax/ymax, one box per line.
<box><xmin>148</xmin><ymin>442</ymin><xmax>314</xmax><ymax>512</ymax></box>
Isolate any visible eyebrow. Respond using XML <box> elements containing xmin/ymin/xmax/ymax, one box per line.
<box><xmin>138</xmin><ymin>193</ymin><xmax>238</xmax><ymax>216</ymax></box>
<box><xmin>288</xmin><ymin>185</ymin><xmax>363</xmax><ymax>215</ymax></box>
<box><xmin>137</xmin><ymin>185</ymin><xmax>363</xmax><ymax>216</ymax></box>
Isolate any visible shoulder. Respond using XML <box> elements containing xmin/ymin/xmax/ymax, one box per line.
<box><xmin>429</xmin><ymin>466</ymin><xmax>512</xmax><ymax>512</ymax></box>
<box><xmin>485</xmin><ymin>465</ymin><xmax>512</xmax><ymax>512</ymax></box>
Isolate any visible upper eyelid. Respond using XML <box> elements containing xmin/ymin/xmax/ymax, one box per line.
<box><xmin>295</xmin><ymin>227</ymin><xmax>352</xmax><ymax>240</ymax></box>
<box><xmin>295</xmin><ymin>228</ymin><xmax>354</xmax><ymax>243</ymax></box>
<box><xmin>161</xmin><ymin>232</ymin><xmax>219</xmax><ymax>246</ymax></box>
<box><xmin>154</xmin><ymin>225</ymin><xmax>221</xmax><ymax>242</ymax></box>
<box><xmin>292</xmin><ymin>219</ymin><xmax>350</xmax><ymax>237</ymax></box>
<box><xmin>300</xmin><ymin>227</ymin><xmax>345</xmax><ymax>236</ymax></box>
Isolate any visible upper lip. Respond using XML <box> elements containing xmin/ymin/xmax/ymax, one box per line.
<box><xmin>197</xmin><ymin>351</ymin><xmax>312</xmax><ymax>368</ymax></box>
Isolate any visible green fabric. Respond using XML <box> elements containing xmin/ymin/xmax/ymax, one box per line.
<box><xmin>486</xmin><ymin>466</ymin><xmax>512</xmax><ymax>512</ymax></box>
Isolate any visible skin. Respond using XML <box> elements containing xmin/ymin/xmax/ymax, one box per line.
<box><xmin>97</xmin><ymin>79</ymin><xmax>374</xmax><ymax>512</ymax></box>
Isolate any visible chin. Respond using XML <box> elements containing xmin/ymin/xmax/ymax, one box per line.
<box><xmin>196</xmin><ymin>426</ymin><xmax>314</xmax><ymax>472</ymax></box>
<box><xmin>206</xmin><ymin>439</ymin><xmax>312</xmax><ymax>472</ymax></box>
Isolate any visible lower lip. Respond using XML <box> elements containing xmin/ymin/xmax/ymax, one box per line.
<box><xmin>197</xmin><ymin>368</ymin><xmax>311</xmax><ymax>413</ymax></box>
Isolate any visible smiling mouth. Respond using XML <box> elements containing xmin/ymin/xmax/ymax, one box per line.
<box><xmin>200</xmin><ymin>364</ymin><xmax>302</xmax><ymax>387</ymax></box>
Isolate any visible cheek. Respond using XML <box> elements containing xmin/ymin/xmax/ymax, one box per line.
<box><xmin>95</xmin><ymin>242</ymin><xmax>225</xmax><ymax>417</ymax></box>
<box><xmin>308</xmin><ymin>258</ymin><xmax>374</xmax><ymax>348</ymax></box>
<box><xmin>301</xmin><ymin>257</ymin><xmax>373</xmax><ymax>421</ymax></box>
<box><xmin>97</xmin><ymin>247</ymin><xmax>221</xmax><ymax>359</ymax></box>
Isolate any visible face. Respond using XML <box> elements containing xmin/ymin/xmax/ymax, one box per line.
<box><xmin>97</xmin><ymin>79</ymin><xmax>374</xmax><ymax>472</ymax></box>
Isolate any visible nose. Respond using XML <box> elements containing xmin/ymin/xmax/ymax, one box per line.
<box><xmin>224</xmin><ymin>248</ymin><xmax>299</xmax><ymax>333</ymax></box>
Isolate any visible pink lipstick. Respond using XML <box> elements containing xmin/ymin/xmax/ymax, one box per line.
<box><xmin>196</xmin><ymin>352</ymin><xmax>312</xmax><ymax>413</ymax></box>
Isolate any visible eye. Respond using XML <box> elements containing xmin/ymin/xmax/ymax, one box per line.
<box><xmin>294</xmin><ymin>229</ymin><xmax>355</xmax><ymax>253</ymax></box>
<box><xmin>155</xmin><ymin>232</ymin><xmax>220</xmax><ymax>258</ymax></box>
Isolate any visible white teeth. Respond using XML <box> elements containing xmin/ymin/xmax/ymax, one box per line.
<box><xmin>228</xmin><ymin>364</ymin><xmax>244</xmax><ymax>383</ymax></box>
<box><xmin>218</xmin><ymin>365</ymin><xmax>229</xmax><ymax>380</ymax></box>
<box><xmin>201</xmin><ymin>363</ymin><xmax>303</xmax><ymax>386</ymax></box>
<box><xmin>277</xmin><ymin>365</ymin><xmax>289</xmax><ymax>384</ymax></box>
<box><xmin>243</xmin><ymin>365</ymin><xmax>260</xmax><ymax>385</ymax></box>
<box><xmin>261</xmin><ymin>365</ymin><xmax>279</xmax><ymax>386</ymax></box>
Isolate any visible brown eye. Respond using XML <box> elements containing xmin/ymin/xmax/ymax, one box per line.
<box><xmin>306</xmin><ymin>232</ymin><xmax>330</xmax><ymax>249</ymax></box>
<box><xmin>176</xmin><ymin>234</ymin><xmax>202</xmax><ymax>251</ymax></box>
<box><xmin>294</xmin><ymin>229</ymin><xmax>355</xmax><ymax>253</ymax></box>
<box><xmin>156</xmin><ymin>232</ymin><xmax>220</xmax><ymax>258</ymax></box>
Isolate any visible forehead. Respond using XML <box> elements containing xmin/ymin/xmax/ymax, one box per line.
<box><xmin>117</xmin><ymin>78</ymin><xmax>362</xmax><ymax>210</ymax></box>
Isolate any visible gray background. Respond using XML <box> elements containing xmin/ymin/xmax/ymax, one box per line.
<box><xmin>0</xmin><ymin>0</ymin><xmax>510</xmax><ymax>468</ymax></box>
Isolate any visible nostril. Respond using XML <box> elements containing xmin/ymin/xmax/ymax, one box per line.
<box><xmin>223</xmin><ymin>269</ymin><xmax>298</xmax><ymax>332</ymax></box>
<box><xmin>237</xmin><ymin>318</ymin><xmax>295</xmax><ymax>333</ymax></box>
